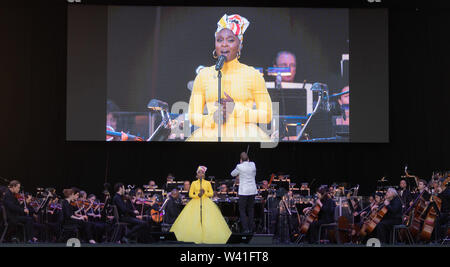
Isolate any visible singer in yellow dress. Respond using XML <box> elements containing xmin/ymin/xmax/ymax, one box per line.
<box><xmin>187</xmin><ymin>14</ymin><xmax>273</xmax><ymax>142</ymax></box>
<box><xmin>170</xmin><ymin>166</ymin><xmax>231</xmax><ymax>244</ymax></box>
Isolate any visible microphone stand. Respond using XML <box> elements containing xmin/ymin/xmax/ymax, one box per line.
<box><xmin>217</xmin><ymin>70</ymin><xmax>222</xmax><ymax>142</ymax></box>
<box><xmin>200</xmin><ymin>178</ymin><xmax>203</xmax><ymax>226</ymax></box>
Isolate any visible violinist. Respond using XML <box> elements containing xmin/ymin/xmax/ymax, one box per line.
<box><xmin>398</xmin><ymin>179</ymin><xmax>413</xmax><ymax>213</ymax></box>
<box><xmin>24</xmin><ymin>192</ymin><xmax>47</xmax><ymax>240</ymax></box>
<box><xmin>3</xmin><ymin>180</ymin><xmax>38</xmax><ymax>243</ymax></box>
<box><xmin>86</xmin><ymin>194</ymin><xmax>102</xmax><ymax>221</ymax></box>
<box><xmin>303</xmin><ymin>186</ymin><xmax>336</xmax><ymax>244</ymax></box>
<box><xmin>86</xmin><ymin>194</ymin><xmax>109</xmax><ymax>242</ymax></box>
<box><xmin>374</xmin><ymin>188</ymin><xmax>403</xmax><ymax>244</ymax></box>
<box><xmin>112</xmin><ymin>183</ymin><xmax>149</xmax><ymax>243</ymax></box>
<box><xmin>61</xmin><ymin>188</ymin><xmax>96</xmax><ymax>244</ymax></box>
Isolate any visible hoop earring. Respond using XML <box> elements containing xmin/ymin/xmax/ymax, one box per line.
<box><xmin>237</xmin><ymin>51</ymin><xmax>241</xmax><ymax>59</ymax></box>
<box><xmin>212</xmin><ymin>49</ymin><xmax>218</xmax><ymax>59</ymax></box>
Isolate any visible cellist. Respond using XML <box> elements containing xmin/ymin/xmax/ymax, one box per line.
<box><xmin>433</xmin><ymin>178</ymin><xmax>450</xmax><ymax>241</ymax></box>
<box><xmin>302</xmin><ymin>186</ymin><xmax>336</xmax><ymax>244</ymax></box>
<box><xmin>374</xmin><ymin>188</ymin><xmax>403</xmax><ymax>244</ymax></box>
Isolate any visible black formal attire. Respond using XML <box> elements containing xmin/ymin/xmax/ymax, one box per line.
<box><xmin>3</xmin><ymin>190</ymin><xmax>34</xmax><ymax>241</ymax></box>
<box><xmin>61</xmin><ymin>199</ymin><xmax>94</xmax><ymax>241</ymax></box>
<box><xmin>307</xmin><ymin>197</ymin><xmax>336</xmax><ymax>244</ymax></box>
<box><xmin>398</xmin><ymin>188</ymin><xmax>413</xmax><ymax>213</ymax></box>
<box><xmin>435</xmin><ymin>187</ymin><xmax>450</xmax><ymax>240</ymax></box>
<box><xmin>164</xmin><ymin>196</ymin><xmax>182</xmax><ymax>224</ymax></box>
<box><xmin>375</xmin><ymin>196</ymin><xmax>403</xmax><ymax>244</ymax></box>
<box><xmin>112</xmin><ymin>193</ymin><xmax>149</xmax><ymax>241</ymax></box>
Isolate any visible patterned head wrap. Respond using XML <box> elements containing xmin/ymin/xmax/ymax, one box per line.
<box><xmin>215</xmin><ymin>14</ymin><xmax>250</xmax><ymax>44</ymax></box>
<box><xmin>197</xmin><ymin>166</ymin><xmax>207</xmax><ymax>174</ymax></box>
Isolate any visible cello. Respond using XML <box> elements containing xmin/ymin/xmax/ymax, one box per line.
<box><xmin>299</xmin><ymin>200</ymin><xmax>321</xmax><ymax>235</ymax></box>
<box><xmin>358</xmin><ymin>203</ymin><xmax>388</xmax><ymax>238</ymax></box>
<box><xmin>407</xmin><ymin>190</ymin><xmax>428</xmax><ymax>238</ymax></box>
<box><xmin>419</xmin><ymin>195</ymin><xmax>442</xmax><ymax>241</ymax></box>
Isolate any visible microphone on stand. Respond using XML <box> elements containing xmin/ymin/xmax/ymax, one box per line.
<box><xmin>215</xmin><ymin>55</ymin><xmax>227</xmax><ymax>142</ymax></box>
<box><xmin>215</xmin><ymin>55</ymin><xmax>227</xmax><ymax>71</ymax></box>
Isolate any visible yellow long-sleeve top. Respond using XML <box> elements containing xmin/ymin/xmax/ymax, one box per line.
<box><xmin>189</xmin><ymin>179</ymin><xmax>214</xmax><ymax>199</ymax></box>
<box><xmin>187</xmin><ymin>57</ymin><xmax>273</xmax><ymax>142</ymax></box>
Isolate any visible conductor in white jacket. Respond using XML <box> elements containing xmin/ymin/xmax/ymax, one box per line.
<box><xmin>231</xmin><ymin>152</ymin><xmax>257</xmax><ymax>234</ymax></box>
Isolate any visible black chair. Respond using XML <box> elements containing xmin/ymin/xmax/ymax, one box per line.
<box><xmin>318</xmin><ymin>223</ymin><xmax>339</xmax><ymax>244</ymax></box>
<box><xmin>0</xmin><ymin>205</ymin><xmax>7</xmax><ymax>243</ymax></box>
<box><xmin>109</xmin><ymin>205</ymin><xmax>128</xmax><ymax>243</ymax></box>
<box><xmin>318</xmin><ymin>206</ymin><xmax>340</xmax><ymax>244</ymax></box>
<box><xmin>0</xmin><ymin>205</ymin><xmax>26</xmax><ymax>243</ymax></box>
<box><xmin>441</xmin><ymin>221</ymin><xmax>450</xmax><ymax>245</ymax></box>
<box><xmin>57</xmin><ymin>210</ymin><xmax>79</xmax><ymax>242</ymax></box>
<box><xmin>391</xmin><ymin>224</ymin><xmax>414</xmax><ymax>245</ymax></box>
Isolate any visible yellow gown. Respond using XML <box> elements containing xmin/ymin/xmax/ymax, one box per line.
<box><xmin>170</xmin><ymin>179</ymin><xmax>232</xmax><ymax>244</ymax></box>
<box><xmin>187</xmin><ymin>58</ymin><xmax>273</xmax><ymax>142</ymax></box>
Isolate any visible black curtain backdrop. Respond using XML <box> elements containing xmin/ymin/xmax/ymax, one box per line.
<box><xmin>1</xmin><ymin>1</ymin><xmax>449</xmax><ymax>197</ymax></box>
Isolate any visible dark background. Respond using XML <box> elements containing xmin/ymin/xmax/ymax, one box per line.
<box><xmin>1</xmin><ymin>0</ymin><xmax>449</xmax><ymax>197</ymax></box>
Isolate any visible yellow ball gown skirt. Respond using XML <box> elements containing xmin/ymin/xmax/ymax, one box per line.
<box><xmin>170</xmin><ymin>179</ymin><xmax>231</xmax><ymax>244</ymax></box>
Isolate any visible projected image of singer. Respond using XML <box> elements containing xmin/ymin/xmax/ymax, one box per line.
<box><xmin>187</xmin><ymin>14</ymin><xmax>273</xmax><ymax>142</ymax></box>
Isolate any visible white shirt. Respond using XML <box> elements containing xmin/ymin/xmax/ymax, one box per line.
<box><xmin>231</xmin><ymin>161</ymin><xmax>257</xmax><ymax>196</ymax></box>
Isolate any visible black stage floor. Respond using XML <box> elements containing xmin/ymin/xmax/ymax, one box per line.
<box><xmin>0</xmin><ymin>242</ymin><xmax>448</xmax><ymax>247</ymax></box>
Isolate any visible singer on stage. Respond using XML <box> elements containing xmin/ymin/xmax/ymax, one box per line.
<box><xmin>187</xmin><ymin>14</ymin><xmax>273</xmax><ymax>142</ymax></box>
<box><xmin>170</xmin><ymin>166</ymin><xmax>231</xmax><ymax>244</ymax></box>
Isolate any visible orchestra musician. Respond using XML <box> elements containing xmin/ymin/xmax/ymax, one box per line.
<box><xmin>112</xmin><ymin>183</ymin><xmax>149</xmax><ymax>243</ymax></box>
<box><xmin>147</xmin><ymin>180</ymin><xmax>158</xmax><ymax>189</ymax></box>
<box><xmin>273</xmin><ymin>51</ymin><xmax>297</xmax><ymax>83</ymax></box>
<box><xmin>61</xmin><ymin>188</ymin><xmax>96</xmax><ymax>244</ymax></box>
<box><xmin>398</xmin><ymin>179</ymin><xmax>413</xmax><ymax>213</ymax></box>
<box><xmin>186</xmin><ymin>14</ymin><xmax>273</xmax><ymax>142</ymax></box>
<box><xmin>374</xmin><ymin>188</ymin><xmax>403</xmax><ymax>244</ymax></box>
<box><xmin>303</xmin><ymin>186</ymin><xmax>336</xmax><ymax>244</ymax></box>
<box><xmin>163</xmin><ymin>189</ymin><xmax>182</xmax><ymax>225</ymax></box>
<box><xmin>231</xmin><ymin>152</ymin><xmax>258</xmax><ymax>234</ymax></box>
<box><xmin>435</xmin><ymin>179</ymin><xmax>450</xmax><ymax>240</ymax></box>
<box><xmin>3</xmin><ymin>180</ymin><xmax>38</xmax><ymax>243</ymax></box>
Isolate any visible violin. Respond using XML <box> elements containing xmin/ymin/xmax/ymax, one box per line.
<box><xmin>15</xmin><ymin>193</ymin><xmax>25</xmax><ymax>202</ymax></box>
<box><xmin>48</xmin><ymin>203</ymin><xmax>62</xmax><ymax>210</ymax></box>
